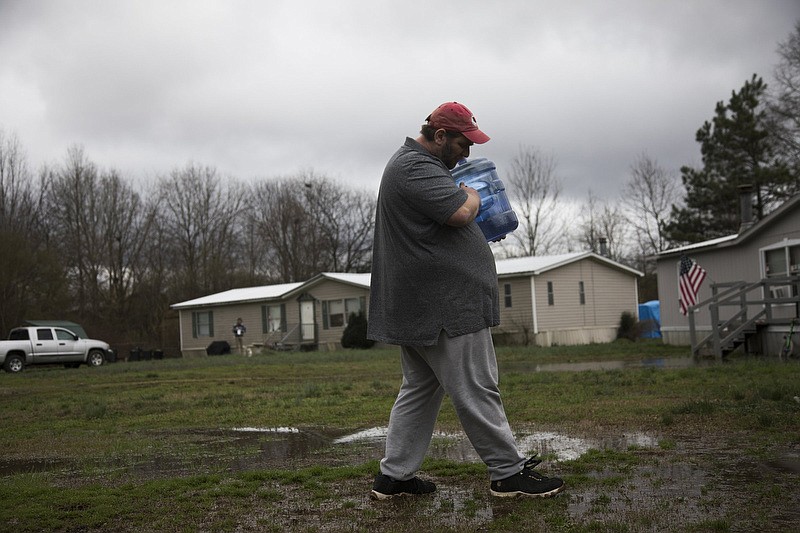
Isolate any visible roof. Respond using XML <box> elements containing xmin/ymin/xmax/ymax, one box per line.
<box><xmin>170</xmin><ymin>255</ymin><xmax>641</xmax><ymax>310</ymax></box>
<box><xmin>657</xmin><ymin>234</ymin><xmax>739</xmax><ymax>256</ymax></box>
<box><xmin>170</xmin><ymin>282</ymin><xmax>304</xmax><ymax>309</ymax></box>
<box><xmin>170</xmin><ymin>273</ymin><xmax>372</xmax><ymax>309</ymax></box>
<box><xmin>496</xmin><ymin>251</ymin><xmax>642</xmax><ymax>277</ymax></box>
<box><xmin>657</xmin><ymin>193</ymin><xmax>800</xmax><ymax>258</ymax></box>
<box><xmin>304</xmin><ymin>272</ymin><xmax>371</xmax><ymax>290</ymax></box>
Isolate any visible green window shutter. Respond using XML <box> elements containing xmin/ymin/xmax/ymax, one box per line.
<box><xmin>209</xmin><ymin>312</ymin><xmax>214</xmax><ymax>337</ymax></box>
<box><xmin>322</xmin><ymin>301</ymin><xmax>329</xmax><ymax>330</ymax></box>
<box><xmin>280</xmin><ymin>304</ymin><xmax>287</xmax><ymax>332</ymax></box>
<box><xmin>261</xmin><ymin>306</ymin><xmax>268</xmax><ymax>334</ymax></box>
<box><xmin>192</xmin><ymin>312</ymin><xmax>198</xmax><ymax>338</ymax></box>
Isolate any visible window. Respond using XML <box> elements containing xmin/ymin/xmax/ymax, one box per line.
<box><xmin>329</xmin><ymin>300</ymin><xmax>346</xmax><ymax>327</ymax></box>
<box><xmin>56</xmin><ymin>329</ymin><xmax>76</xmax><ymax>341</ymax></box>
<box><xmin>547</xmin><ymin>281</ymin><xmax>554</xmax><ymax>306</ymax></box>
<box><xmin>765</xmin><ymin>248</ymin><xmax>788</xmax><ymax>277</ymax></box>
<box><xmin>504</xmin><ymin>283</ymin><xmax>512</xmax><ymax>308</ymax></box>
<box><xmin>37</xmin><ymin>328</ymin><xmax>53</xmax><ymax>340</ymax></box>
<box><xmin>791</xmin><ymin>246</ymin><xmax>800</xmax><ymax>275</ymax></box>
<box><xmin>323</xmin><ymin>297</ymin><xmax>365</xmax><ymax>329</ymax></box>
<box><xmin>579</xmin><ymin>281</ymin><xmax>585</xmax><ymax>305</ymax></box>
<box><xmin>262</xmin><ymin>304</ymin><xmax>286</xmax><ymax>333</ymax></box>
<box><xmin>762</xmin><ymin>240</ymin><xmax>800</xmax><ymax>301</ymax></box>
<box><xmin>192</xmin><ymin>311</ymin><xmax>214</xmax><ymax>338</ymax></box>
<box><xmin>9</xmin><ymin>329</ymin><xmax>29</xmax><ymax>341</ymax></box>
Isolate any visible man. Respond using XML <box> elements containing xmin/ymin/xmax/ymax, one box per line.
<box><xmin>232</xmin><ymin>318</ymin><xmax>246</xmax><ymax>355</ymax></box>
<box><xmin>367</xmin><ymin>102</ymin><xmax>564</xmax><ymax>500</ymax></box>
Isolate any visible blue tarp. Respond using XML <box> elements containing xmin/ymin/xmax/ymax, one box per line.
<box><xmin>638</xmin><ymin>300</ymin><xmax>661</xmax><ymax>338</ymax></box>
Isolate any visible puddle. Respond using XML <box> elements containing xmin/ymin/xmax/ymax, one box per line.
<box><xmin>0</xmin><ymin>458</ymin><xmax>72</xmax><ymax>476</ymax></box>
<box><xmin>567</xmin><ymin>461</ymin><xmax>708</xmax><ymax>521</ymax></box>
<box><xmin>517</xmin><ymin>430</ymin><xmax>659</xmax><ymax>461</ymax></box>
<box><xmin>0</xmin><ymin>426</ymin><xmax>660</xmax><ymax>478</ymax></box>
<box><xmin>248</xmin><ymin>425</ymin><xmax>660</xmax><ymax>463</ymax></box>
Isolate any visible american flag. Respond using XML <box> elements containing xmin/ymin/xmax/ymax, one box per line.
<box><xmin>678</xmin><ymin>255</ymin><xmax>707</xmax><ymax>315</ymax></box>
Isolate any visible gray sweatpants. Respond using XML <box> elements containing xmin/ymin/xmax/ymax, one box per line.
<box><xmin>380</xmin><ymin>328</ymin><xmax>526</xmax><ymax>482</ymax></box>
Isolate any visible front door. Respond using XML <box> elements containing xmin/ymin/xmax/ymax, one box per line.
<box><xmin>300</xmin><ymin>301</ymin><xmax>315</xmax><ymax>341</ymax></box>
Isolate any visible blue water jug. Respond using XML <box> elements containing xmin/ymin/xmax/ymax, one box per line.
<box><xmin>451</xmin><ymin>158</ymin><xmax>519</xmax><ymax>241</ymax></box>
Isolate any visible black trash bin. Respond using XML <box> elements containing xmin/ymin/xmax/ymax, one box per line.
<box><xmin>206</xmin><ymin>341</ymin><xmax>230</xmax><ymax>356</ymax></box>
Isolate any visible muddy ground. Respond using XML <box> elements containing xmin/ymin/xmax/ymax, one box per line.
<box><xmin>4</xmin><ymin>425</ymin><xmax>799</xmax><ymax>532</ymax></box>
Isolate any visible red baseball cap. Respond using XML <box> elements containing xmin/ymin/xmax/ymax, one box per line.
<box><xmin>425</xmin><ymin>102</ymin><xmax>490</xmax><ymax>144</ymax></box>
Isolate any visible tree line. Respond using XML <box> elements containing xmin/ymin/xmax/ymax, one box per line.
<box><xmin>0</xmin><ymin>140</ymin><xmax>375</xmax><ymax>352</ymax></box>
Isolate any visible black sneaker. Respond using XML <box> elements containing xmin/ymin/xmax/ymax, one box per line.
<box><xmin>490</xmin><ymin>457</ymin><xmax>565</xmax><ymax>498</ymax></box>
<box><xmin>370</xmin><ymin>473</ymin><xmax>436</xmax><ymax>500</ymax></box>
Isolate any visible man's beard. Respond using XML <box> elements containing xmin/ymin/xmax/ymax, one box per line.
<box><xmin>440</xmin><ymin>140</ymin><xmax>460</xmax><ymax>170</ymax></box>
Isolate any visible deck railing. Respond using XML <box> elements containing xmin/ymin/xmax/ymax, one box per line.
<box><xmin>688</xmin><ymin>276</ymin><xmax>800</xmax><ymax>358</ymax></box>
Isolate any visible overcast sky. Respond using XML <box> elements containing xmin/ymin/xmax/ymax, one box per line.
<box><xmin>1</xmin><ymin>1</ymin><xmax>798</xmax><ymax>200</ymax></box>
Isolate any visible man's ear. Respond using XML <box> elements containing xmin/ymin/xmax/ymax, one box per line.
<box><xmin>434</xmin><ymin>128</ymin><xmax>447</xmax><ymax>145</ymax></box>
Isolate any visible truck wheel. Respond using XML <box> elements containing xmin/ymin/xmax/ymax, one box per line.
<box><xmin>87</xmin><ymin>350</ymin><xmax>105</xmax><ymax>367</ymax></box>
<box><xmin>3</xmin><ymin>354</ymin><xmax>24</xmax><ymax>373</ymax></box>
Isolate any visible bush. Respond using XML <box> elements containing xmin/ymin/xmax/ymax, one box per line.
<box><xmin>616</xmin><ymin>311</ymin><xmax>641</xmax><ymax>341</ymax></box>
<box><xmin>341</xmin><ymin>311</ymin><xmax>375</xmax><ymax>349</ymax></box>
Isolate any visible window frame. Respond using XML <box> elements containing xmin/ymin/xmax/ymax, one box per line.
<box><xmin>322</xmin><ymin>296</ymin><xmax>366</xmax><ymax>329</ymax></box>
<box><xmin>262</xmin><ymin>303</ymin><xmax>287</xmax><ymax>333</ymax></box>
<box><xmin>760</xmin><ymin>239</ymin><xmax>800</xmax><ymax>303</ymax></box>
<box><xmin>503</xmin><ymin>283</ymin><xmax>512</xmax><ymax>308</ymax></box>
<box><xmin>191</xmin><ymin>311</ymin><xmax>214</xmax><ymax>338</ymax></box>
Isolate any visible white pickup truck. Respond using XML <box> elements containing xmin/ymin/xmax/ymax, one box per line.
<box><xmin>0</xmin><ymin>326</ymin><xmax>114</xmax><ymax>373</ymax></box>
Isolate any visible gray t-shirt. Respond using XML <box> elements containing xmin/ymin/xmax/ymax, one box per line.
<box><xmin>367</xmin><ymin>138</ymin><xmax>500</xmax><ymax>346</ymax></box>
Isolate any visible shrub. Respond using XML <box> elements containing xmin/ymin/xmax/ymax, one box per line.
<box><xmin>341</xmin><ymin>311</ymin><xmax>375</xmax><ymax>349</ymax></box>
<box><xmin>616</xmin><ymin>311</ymin><xmax>641</xmax><ymax>341</ymax></box>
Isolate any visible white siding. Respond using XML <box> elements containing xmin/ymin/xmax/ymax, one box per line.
<box><xmin>496</xmin><ymin>258</ymin><xmax>639</xmax><ymax>346</ymax></box>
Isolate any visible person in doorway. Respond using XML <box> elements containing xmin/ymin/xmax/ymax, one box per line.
<box><xmin>367</xmin><ymin>102</ymin><xmax>565</xmax><ymax>500</ymax></box>
<box><xmin>232</xmin><ymin>318</ymin><xmax>246</xmax><ymax>355</ymax></box>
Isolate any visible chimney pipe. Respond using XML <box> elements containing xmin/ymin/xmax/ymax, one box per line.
<box><xmin>738</xmin><ymin>184</ymin><xmax>754</xmax><ymax>233</ymax></box>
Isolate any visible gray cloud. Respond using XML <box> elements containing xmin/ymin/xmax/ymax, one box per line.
<box><xmin>1</xmin><ymin>0</ymin><xmax>797</xmax><ymax>199</ymax></box>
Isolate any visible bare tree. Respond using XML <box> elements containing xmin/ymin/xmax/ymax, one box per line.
<box><xmin>159</xmin><ymin>163</ymin><xmax>246</xmax><ymax>297</ymax></box>
<box><xmin>46</xmin><ymin>145</ymin><xmax>105</xmax><ymax>319</ymax></box>
<box><xmin>249</xmin><ymin>177</ymin><xmax>322</xmax><ymax>282</ymax></box>
<box><xmin>0</xmin><ymin>130</ymin><xmax>42</xmax><ymax>233</ymax></box>
<box><xmin>0</xmin><ymin>131</ymin><xmax>66</xmax><ymax>333</ymax></box>
<box><xmin>95</xmin><ymin>170</ymin><xmax>158</xmax><ymax>338</ymax></box>
<box><xmin>770</xmin><ymin>20</ymin><xmax>800</xmax><ymax>160</ymax></box>
<box><xmin>578</xmin><ymin>191</ymin><xmax>629</xmax><ymax>261</ymax></box>
<box><xmin>622</xmin><ymin>153</ymin><xmax>680</xmax><ymax>256</ymax></box>
<box><xmin>247</xmin><ymin>172</ymin><xmax>375</xmax><ymax>283</ymax></box>
<box><xmin>133</xmin><ymin>197</ymin><xmax>179</xmax><ymax>349</ymax></box>
<box><xmin>504</xmin><ymin>146</ymin><xmax>568</xmax><ymax>256</ymax></box>
<box><xmin>300</xmin><ymin>172</ymin><xmax>374</xmax><ymax>273</ymax></box>
<box><xmin>40</xmin><ymin>146</ymin><xmax>162</xmax><ymax>340</ymax></box>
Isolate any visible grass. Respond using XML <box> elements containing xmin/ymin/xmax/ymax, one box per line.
<box><xmin>0</xmin><ymin>340</ymin><xmax>798</xmax><ymax>532</ymax></box>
